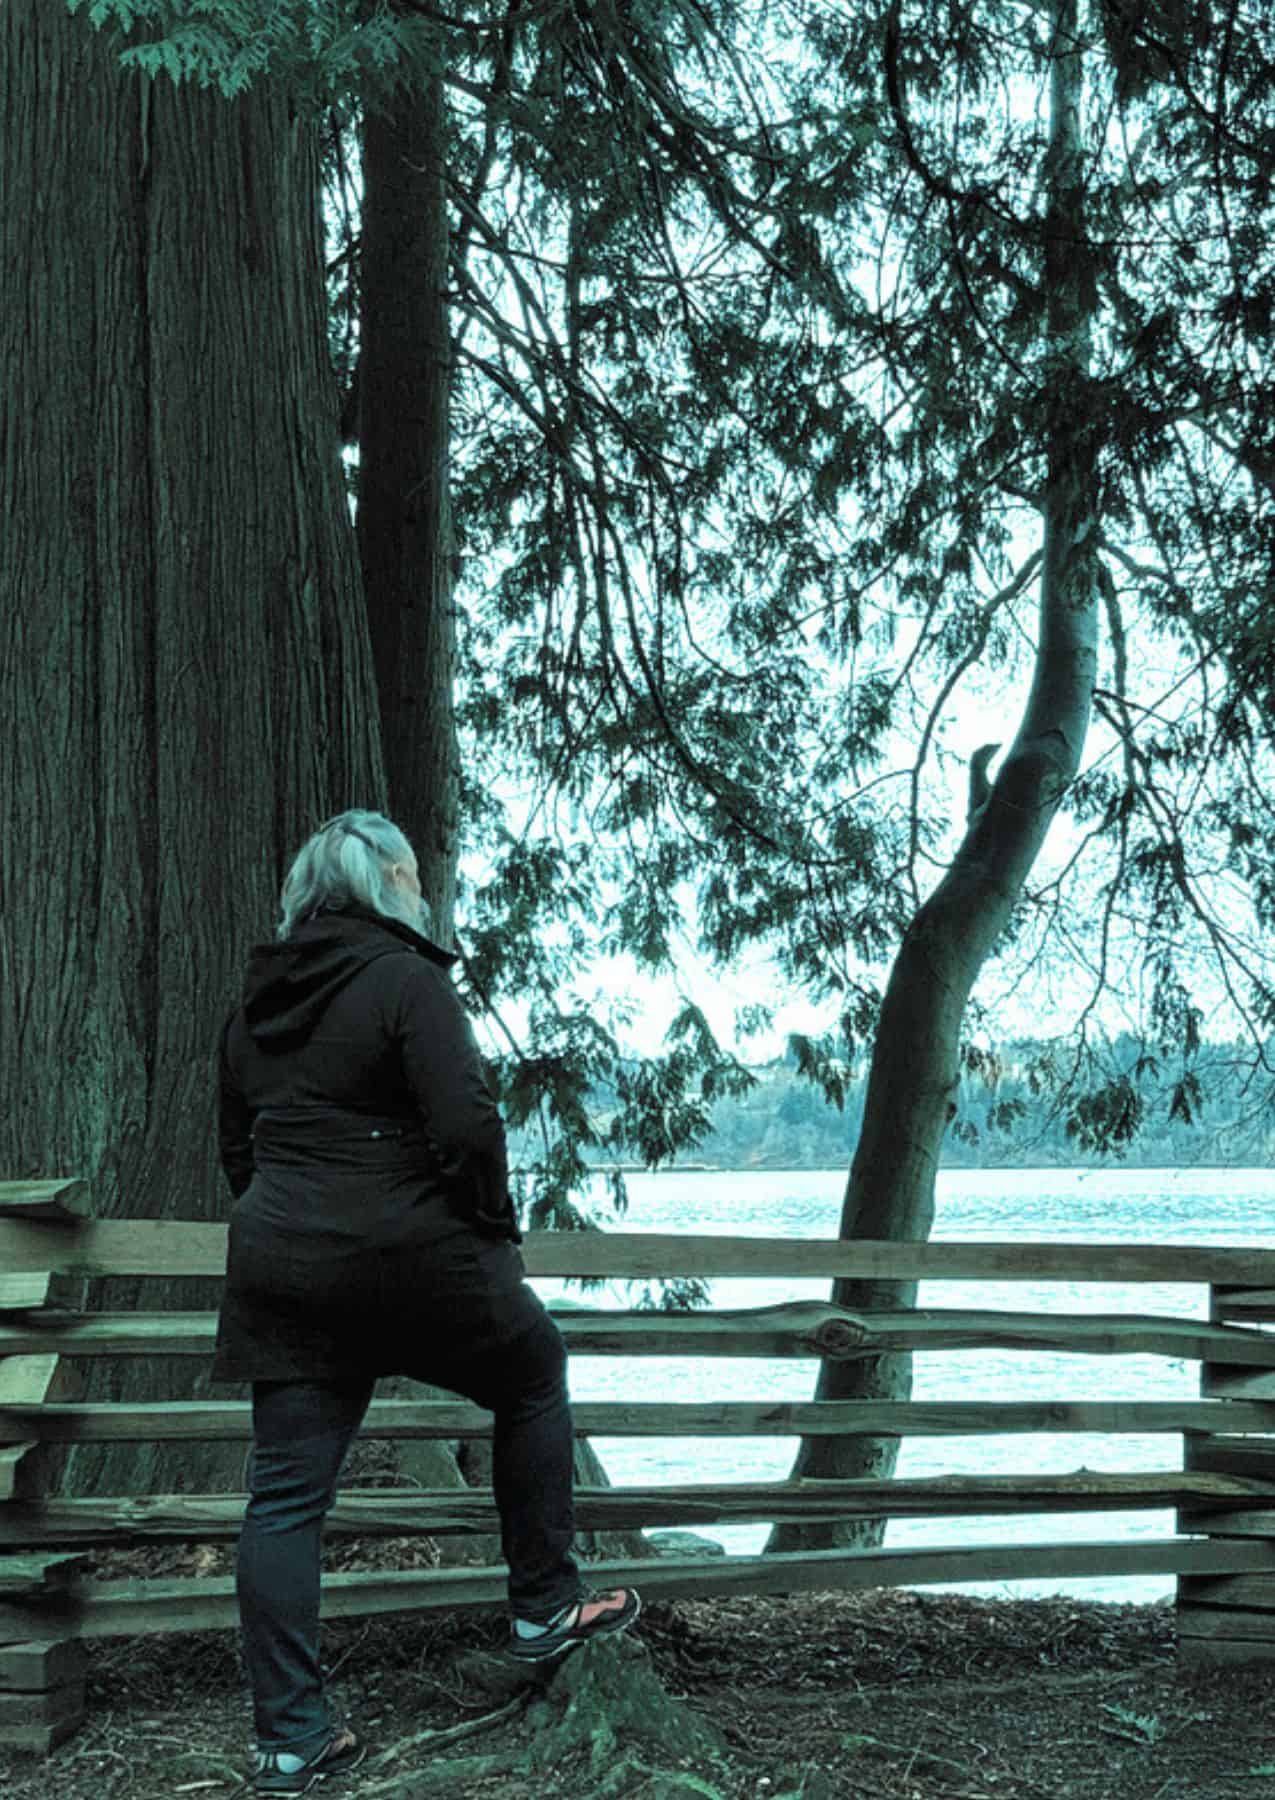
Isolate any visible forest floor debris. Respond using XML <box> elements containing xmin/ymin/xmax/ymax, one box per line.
<box><xmin>2</xmin><ymin>1563</ymin><xmax>1272</xmax><ymax>1798</ymax></box>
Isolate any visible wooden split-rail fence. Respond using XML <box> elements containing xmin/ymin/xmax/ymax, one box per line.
<box><xmin>4</xmin><ymin>1176</ymin><xmax>1275</xmax><ymax>1751</ymax></box>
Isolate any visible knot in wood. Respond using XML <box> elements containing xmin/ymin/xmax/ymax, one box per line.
<box><xmin>811</xmin><ymin>1316</ymin><xmax>867</xmax><ymax>1357</ymax></box>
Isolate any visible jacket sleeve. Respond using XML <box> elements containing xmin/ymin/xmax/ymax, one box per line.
<box><xmin>391</xmin><ymin>958</ymin><xmax>519</xmax><ymax>1242</ymax></box>
<box><xmin>217</xmin><ymin>1015</ymin><xmax>256</xmax><ymax>1200</ymax></box>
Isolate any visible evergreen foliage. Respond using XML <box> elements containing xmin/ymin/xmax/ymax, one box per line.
<box><xmin>66</xmin><ymin>0</ymin><xmax>431</xmax><ymax>100</ymax></box>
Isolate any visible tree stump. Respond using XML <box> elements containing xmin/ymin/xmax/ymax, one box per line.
<box><xmin>521</xmin><ymin>1635</ymin><xmax>725</xmax><ymax>1784</ymax></box>
<box><xmin>364</xmin><ymin>1635</ymin><xmax>727</xmax><ymax>1799</ymax></box>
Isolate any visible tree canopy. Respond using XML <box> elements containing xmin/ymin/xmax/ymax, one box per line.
<box><xmin>69</xmin><ymin>0</ymin><xmax>1275</xmax><ymax>1219</ymax></box>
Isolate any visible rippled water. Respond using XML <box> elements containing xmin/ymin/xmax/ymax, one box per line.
<box><xmin>531</xmin><ymin>1166</ymin><xmax>1275</xmax><ymax>1603</ymax></box>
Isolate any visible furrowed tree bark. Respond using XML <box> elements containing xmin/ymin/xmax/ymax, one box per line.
<box><xmin>1</xmin><ymin>3</ymin><xmax>385</xmax><ymax>1494</ymax></box>
<box><xmin>768</xmin><ymin>0</ymin><xmax>1099</xmax><ymax>1551</ymax></box>
<box><xmin>357</xmin><ymin>62</ymin><xmax>461</xmax><ymax>939</ymax></box>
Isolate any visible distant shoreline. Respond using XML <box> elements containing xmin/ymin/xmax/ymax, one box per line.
<box><xmin>512</xmin><ymin>1157</ymin><xmax>1275</xmax><ymax>1182</ymax></box>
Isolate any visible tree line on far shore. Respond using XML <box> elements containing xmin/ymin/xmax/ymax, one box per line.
<box><xmin>510</xmin><ymin>1035</ymin><xmax>1275</xmax><ymax>1175</ymax></box>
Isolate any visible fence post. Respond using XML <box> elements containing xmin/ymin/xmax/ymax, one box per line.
<box><xmin>0</xmin><ymin>1238</ymin><xmax>89</xmax><ymax>1752</ymax></box>
<box><xmin>0</xmin><ymin>1640</ymin><xmax>87</xmax><ymax>1754</ymax></box>
<box><xmin>1177</xmin><ymin>1282</ymin><xmax>1275</xmax><ymax>1665</ymax></box>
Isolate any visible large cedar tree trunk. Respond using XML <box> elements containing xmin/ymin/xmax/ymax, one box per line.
<box><xmin>1</xmin><ymin>2</ymin><xmax>385</xmax><ymax>1493</ymax></box>
<box><xmin>354</xmin><ymin>85</ymin><xmax>645</xmax><ymax>1558</ymax></box>
<box><xmin>351</xmin><ymin>69</ymin><xmax>471</xmax><ymax>1504</ymax></box>
<box><xmin>357</xmin><ymin>70</ymin><xmax>461</xmax><ymax>938</ymax></box>
<box><xmin>769</xmin><ymin>0</ymin><xmax>1099</xmax><ymax>1551</ymax></box>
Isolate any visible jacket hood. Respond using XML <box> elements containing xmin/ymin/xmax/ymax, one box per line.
<box><xmin>241</xmin><ymin>906</ymin><xmax>457</xmax><ymax>1049</ymax></box>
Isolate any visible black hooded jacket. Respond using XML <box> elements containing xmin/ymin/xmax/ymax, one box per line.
<box><xmin>217</xmin><ymin>906</ymin><xmax>518</xmax><ymax>1246</ymax></box>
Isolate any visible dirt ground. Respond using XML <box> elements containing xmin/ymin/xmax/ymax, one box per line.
<box><xmin>4</xmin><ymin>1576</ymin><xmax>1274</xmax><ymax>1800</ymax></box>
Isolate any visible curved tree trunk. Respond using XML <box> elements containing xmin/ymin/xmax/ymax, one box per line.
<box><xmin>769</xmin><ymin>0</ymin><xmax>1098</xmax><ymax>1551</ymax></box>
<box><xmin>1</xmin><ymin>1</ymin><xmax>385</xmax><ymax>1494</ymax></box>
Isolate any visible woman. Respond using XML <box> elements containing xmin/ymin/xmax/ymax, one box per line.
<box><xmin>214</xmin><ymin>810</ymin><xmax>639</xmax><ymax>1797</ymax></box>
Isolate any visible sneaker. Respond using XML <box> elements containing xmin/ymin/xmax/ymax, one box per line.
<box><xmin>507</xmin><ymin>1587</ymin><xmax>641</xmax><ymax>1663</ymax></box>
<box><xmin>251</xmin><ymin>1726</ymin><xmax>366</xmax><ymax>1795</ymax></box>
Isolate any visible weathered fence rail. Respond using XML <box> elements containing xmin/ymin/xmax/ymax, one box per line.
<box><xmin>3</xmin><ymin>1175</ymin><xmax>1275</xmax><ymax>1750</ymax></box>
<box><xmin>6</xmin><ymin>1302</ymin><xmax>1275</xmax><ymax>1363</ymax></box>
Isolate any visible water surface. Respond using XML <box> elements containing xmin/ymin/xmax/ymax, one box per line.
<box><xmin>532</xmin><ymin>1167</ymin><xmax>1275</xmax><ymax>1602</ymax></box>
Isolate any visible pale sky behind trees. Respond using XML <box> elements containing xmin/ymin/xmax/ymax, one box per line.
<box><xmin>464</xmin><ymin>609</ymin><xmax>1222</xmax><ymax>1065</ymax></box>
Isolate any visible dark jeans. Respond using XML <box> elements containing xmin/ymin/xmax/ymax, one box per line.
<box><xmin>237</xmin><ymin>1308</ymin><xmax>581</xmax><ymax>1754</ymax></box>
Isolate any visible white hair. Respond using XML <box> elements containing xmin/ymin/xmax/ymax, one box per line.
<box><xmin>277</xmin><ymin>809</ymin><xmax>432</xmax><ymax>940</ymax></box>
